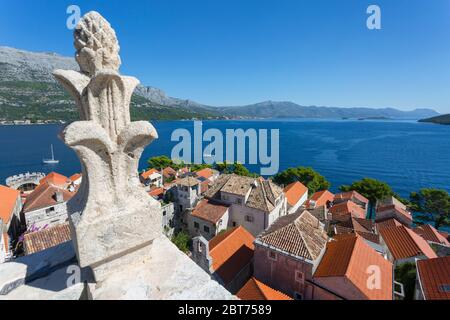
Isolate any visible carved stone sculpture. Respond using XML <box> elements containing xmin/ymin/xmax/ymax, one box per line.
<box><xmin>53</xmin><ymin>11</ymin><xmax>161</xmax><ymax>269</ymax></box>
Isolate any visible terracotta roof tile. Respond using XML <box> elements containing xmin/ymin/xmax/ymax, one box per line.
<box><xmin>39</xmin><ymin>172</ymin><xmax>70</xmax><ymax>188</ymax></box>
<box><xmin>376</xmin><ymin>204</ymin><xmax>413</xmax><ymax>224</ymax></box>
<box><xmin>69</xmin><ymin>173</ymin><xmax>82</xmax><ymax>182</ymax></box>
<box><xmin>191</xmin><ymin>200</ymin><xmax>229</xmax><ymax>224</ymax></box>
<box><xmin>237</xmin><ymin>277</ymin><xmax>292</xmax><ymax>300</ymax></box>
<box><xmin>379</xmin><ymin>226</ymin><xmax>437</xmax><ymax>260</ymax></box>
<box><xmin>330</xmin><ymin>201</ymin><xmax>366</xmax><ymax>219</ymax></box>
<box><xmin>414</xmin><ymin>224</ymin><xmax>450</xmax><ymax>246</ymax></box>
<box><xmin>306</xmin><ymin>190</ymin><xmax>335</xmax><ymax>209</ymax></box>
<box><xmin>23</xmin><ymin>223</ymin><xmax>71</xmax><ymax>255</ymax></box>
<box><xmin>209</xmin><ymin>226</ymin><xmax>255</xmax><ymax>285</ymax></box>
<box><xmin>140</xmin><ymin>168</ymin><xmax>159</xmax><ymax>179</ymax></box>
<box><xmin>416</xmin><ymin>256</ymin><xmax>450</xmax><ymax>300</ymax></box>
<box><xmin>23</xmin><ymin>182</ymin><xmax>75</xmax><ymax>213</ymax></box>
<box><xmin>148</xmin><ymin>187</ymin><xmax>164</xmax><ymax>198</ymax></box>
<box><xmin>284</xmin><ymin>181</ymin><xmax>308</xmax><ymax>207</ymax></box>
<box><xmin>334</xmin><ymin>191</ymin><xmax>369</xmax><ymax>205</ymax></box>
<box><xmin>258</xmin><ymin>210</ymin><xmax>328</xmax><ymax>260</ymax></box>
<box><xmin>195</xmin><ymin>168</ymin><xmax>214</xmax><ymax>179</ymax></box>
<box><xmin>0</xmin><ymin>185</ymin><xmax>20</xmax><ymax>224</ymax></box>
<box><xmin>376</xmin><ymin>218</ymin><xmax>403</xmax><ymax>232</ymax></box>
<box><xmin>314</xmin><ymin>234</ymin><xmax>393</xmax><ymax>300</ymax></box>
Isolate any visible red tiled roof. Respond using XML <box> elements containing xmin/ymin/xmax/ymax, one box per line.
<box><xmin>23</xmin><ymin>182</ymin><xmax>75</xmax><ymax>213</ymax></box>
<box><xmin>376</xmin><ymin>218</ymin><xmax>403</xmax><ymax>232</ymax></box>
<box><xmin>258</xmin><ymin>210</ymin><xmax>328</xmax><ymax>261</ymax></box>
<box><xmin>379</xmin><ymin>226</ymin><xmax>437</xmax><ymax>260</ymax></box>
<box><xmin>23</xmin><ymin>223</ymin><xmax>71</xmax><ymax>255</ymax></box>
<box><xmin>39</xmin><ymin>172</ymin><xmax>70</xmax><ymax>188</ymax></box>
<box><xmin>330</xmin><ymin>201</ymin><xmax>366</xmax><ymax>219</ymax></box>
<box><xmin>209</xmin><ymin>226</ymin><xmax>255</xmax><ymax>285</ymax></box>
<box><xmin>416</xmin><ymin>256</ymin><xmax>450</xmax><ymax>300</ymax></box>
<box><xmin>376</xmin><ymin>204</ymin><xmax>413</xmax><ymax>224</ymax></box>
<box><xmin>237</xmin><ymin>277</ymin><xmax>292</xmax><ymax>300</ymax></box>
<box><xmin>314</xmin><ymin>234</ymin><xmax>393</xmax><ymax>300</ymax></box>
<box><xmin>141</xmin><ymin>168</ymin><xmax>159</xmax><ymax>180</ymax></box>
<box><xmin>195</xmin><ymin>168</ymin><xmax>214</xmax><ymax>179</ymax></box>
<box><xmin>162</xmin><ymin>167</ymin><xmax>177</xmax><ymax>177</ymax></box>
<box><xmin>69</xmin><ymin>173</ymin><xmax>82</xmax><ymax>182</ymax></box>
<box><xmin>414</xmin><ymin>224</ymin><xmax>450</xmax><ymax>246</ymax></box>
<box><xmin>0</xmin><ymin>185</ymin><xmax>20</xmax><ymax>224</ymax></box>
<box><xmin>334</xmin><ymin>191</ymin><xmax>369</xmax><ymax>205</ymax></box>
<box><xmin>148</xmin><ymin>187</ymin><xmax>164</xmax><ymax>198</ymax></box>
<box><xmin>191</xmin><ymin>200</ymin><xmax>229</xmax><ymax>224</ymax></box>
<box><xmin>284</xmin><ymin>181</ymin><xmax>308</xmax><ymax>207</ymax></box>
<box><xmin>306</xmin><ymin>190</ymin><xmax>334</xmax><ymax>208</ymax></box>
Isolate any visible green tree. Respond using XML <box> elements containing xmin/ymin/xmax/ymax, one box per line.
<box><xmin>394</xmin><ymin>262</ymin><xmax>417</xmax><ymax>300</ymax></box>
<box><xmin>191</xmin><ymin>163</ymin><xmax>213</xmax><ymax>172</ymax></box>
<box><xmin>147</xmin><ymin>155</ymin><xmax>173</xmax><ymax>170</ymax></box>
<box><xmin>410</xmin><ymin>188</ymin><xmax>450</xmax><ymax>229</ymax></box>
<box><xmin>171</xmin><ymin>231</ymin><xmax>191</xmax><ymax>254</ymax></box>
<box><xmin>272</xmin><ymin>167</ymin><xmax>330</xmax><ymax>195</ymax></box>
<box><xmin>214</xmin><ymin>162</ymin><xmax>258</xmax><ymax>177</ymax></box>
<box><xmin>340</xmin><ymin>178</ymin><xmax>393</xmax><ymax>219</ymax></box>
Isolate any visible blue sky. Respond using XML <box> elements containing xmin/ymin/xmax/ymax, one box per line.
<box><xmin>1</xmin><ymin>0</ymin><xmax>449</xmax><ymax>113</ymax></box>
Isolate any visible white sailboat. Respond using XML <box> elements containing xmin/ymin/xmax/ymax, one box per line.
<box><xmin>43</xmin><ymin>144</ymin><xmax>59</xmax><ymax>164</ymax></box>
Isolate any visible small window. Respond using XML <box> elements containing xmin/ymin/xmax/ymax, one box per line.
<box><xmin>194</xmin><ymin>222</ymin><xmax>200</xmax><ymax>229</ymax></box>
<box><xmin>294</xmin><ymin>292</ymin><xmax>303</xmax><ymax>300</ymax></box>
<box><xmin>268</xmin><ymin>250</ymin><xmax>277</xmax><ymax>261</ymax></box>
<box><xmin>163</xmin><ymin>210</ymin><xmax>166</xmax><ymax>216</ymax></box>
<box><xmin>295</xmin><ymin>271</ymin><xmax>305</xmax><ymax>284</ymax></box>
<box><xmin>232</xmin><ymin>221</ymin><xmax>237</xmax><ymax>227</ymax></box>
<box><xmin>45</xmin><ymin>207</ymin><xmax>55</xmax><ymax>214</ymax></box>
<box><xmin>245</xmin><ymin>215</ymin><xmax>254</xmax><ymax>222</ymax></box>
<box><xmin>197</xmin><ymin>241</ymin><xmax>203</xmax><ymax>253</ymax></box>
<box><xmin>204</xmin><ymin>226</ymin><xmax>210</xmax><ymax>233</ymax></box>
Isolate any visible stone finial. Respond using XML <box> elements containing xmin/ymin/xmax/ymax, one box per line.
<box><xmin>53</xmin><ymin>11</ymin><xmax>161</xmax><ymax>269</ymax></box>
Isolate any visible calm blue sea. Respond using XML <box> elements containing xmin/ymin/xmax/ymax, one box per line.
<box><xmin>1</xmin><ymin>119</ymin><xmax>449</xmax><ymax>199</ymax></box>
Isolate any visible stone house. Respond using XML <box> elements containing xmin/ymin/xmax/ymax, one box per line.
<box><xmin>204</xmin><ymin>174</ymin><xmax>287</xmax><ymax>237</ymax></box>
<box><xmin>253</xmin><ymin>210</ymin><xmax>328</xmax><ymax>300</ymax></box>
<box><xmin>0</xmin><ymin>185</ymin><xmax>23</xmax><ymax>259</ymax></box>
<box><xmin>283</xmin><ymin>181</ymin><xmax>308</xmax><ymax>214</ymax></box>
<box><xmin>140</xmin><ymin>168</ymin><xmax>163</xmax><ymax>188</ymax></box>
<box><xmin>379</xmin><ymin>225</ymin><xmax>437</xmax><ymax>266</ymax></box>
<box><xmin>312</xmin><ymin>234</ymin><xmax>393</xmax><ymax>300</ymax></box>
<box><xmin>192</xmin><ymin>226</ymin><xmax>255</xmax><ymax>294</ymax></box>
<box><xmin>188</xmin><ymin>199</ymin><xmax>230</xmax><ymax>240</ymax></box>
<box><xmin>22</xmin><ymin>182</ymin><xmax>75</xmax><ymax>229</ymax></box>
<box><xmin>161</xmin><ymin>202</ymin><xmax>175</xmax><ymax>237</ymax></box>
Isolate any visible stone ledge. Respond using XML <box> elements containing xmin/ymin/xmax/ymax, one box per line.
<box><xmin>89</xmin><ymin>235</ymin><xmax>236</xmax><ymax>300</ymax></box>
<box><xmin>0</xmin><ymin>236</ymin><xmax>235</xmax><ymax>300</ymax></box>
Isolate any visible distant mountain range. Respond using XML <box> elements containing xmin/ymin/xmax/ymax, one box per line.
<box><xmin>0</xmin><ymin>46</ymin><xmax>440</xmax><ymax>121</ymax></box>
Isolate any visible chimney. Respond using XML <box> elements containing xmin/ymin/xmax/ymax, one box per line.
<box><xmin>54</xmin><ymin>191</ymin><xmax>64</xmax><ymax>203</ymax></box>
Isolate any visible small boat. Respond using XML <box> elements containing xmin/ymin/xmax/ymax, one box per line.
<box><xmin>43</xmin><ymin>144</ymin><xmax>59</xmax><ymax>164</ymax></box>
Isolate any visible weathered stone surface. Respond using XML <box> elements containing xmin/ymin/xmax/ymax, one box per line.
<box><xmin>89</xmin><ymin>236</ymin><xmax>235</xmax><ymax>300</ymax></box>
<box><xmin>0</xmin><ymin>242</ymin><xmax>76</xmax><ymax>296</ymax></box>
<box><xmin>53</xmin><ymin>11</ymin><xmax>161</xmax><ymax>268</ymax></box>
<box><xmin>1</xmin><ymin>267</ymin><xmax>85</xmax><ymax>300</ymax></box>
